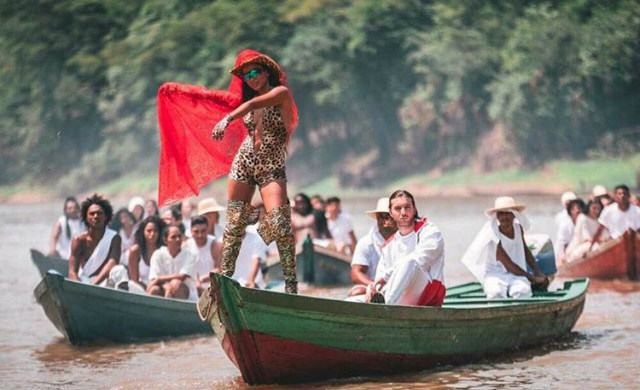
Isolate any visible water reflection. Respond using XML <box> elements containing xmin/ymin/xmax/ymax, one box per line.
<box><xmin>34</xmin><ymin>339</ymin><xmax>158</xmax><ymax>367</ymax></box>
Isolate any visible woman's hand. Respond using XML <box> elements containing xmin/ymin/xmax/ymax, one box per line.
<box><xmin>211</xmin><ymin>115</ymin><xmax>232</xmax><ymax>140</ymax></box>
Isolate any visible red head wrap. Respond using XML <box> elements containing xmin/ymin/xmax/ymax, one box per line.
<box><xmin>156</xmin><ymin>49</ymin><xmax>297</xmax><ymax>206</ymax></box>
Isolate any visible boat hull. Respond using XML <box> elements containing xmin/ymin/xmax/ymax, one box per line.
<box><xmin>31</xmin><ymin>249</ymin><xmax>69</xmax><ymax>277</ymax></box>
<box><xmin>558</xmin><ymin>229</ymin><xmax>639</xmax><ymax>280</ymax></box>
<box><xmin>207</xmin><ymin>274</ymin><xmax>587</xmax><ymax>384</ymax></box>
<box><xmin>264</xmin><ymin>236</ymin><xmax>352</xmax><ymax>286</ymax></box>
<box><xmin>34</xmin><ymin>271</ymin><xmax>212</xmax><ymax>344</ymax></box>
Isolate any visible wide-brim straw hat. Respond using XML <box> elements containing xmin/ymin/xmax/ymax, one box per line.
<box><xmin>230</xmin><ymin>49</ymin><xmax>282</xmax><ymax>80</ymax></box>
<box><xmin>485</xmin><ymin>196</ymin><xmax>526</xmax><ymax>217</ymax></box>
<box><xmin>365</xmin><ymin>197</ymin><xmax>390</xmax><ymax>220</ymax></box>
<box><xmin>197</xmin><ymin>197</ymin><xmax>225</xmax><ymax>215</ymax></box>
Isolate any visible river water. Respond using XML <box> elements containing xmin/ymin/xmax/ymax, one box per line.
<box><xmin>1</xmin><ymin>196</ymin><xmax>639</xmax><ymax>389</ymax></box>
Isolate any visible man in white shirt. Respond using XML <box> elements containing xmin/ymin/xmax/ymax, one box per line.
<box><xmin>347</xmin><ymin>197</ymin><xmax>397</xmax><ymax>299</ymax></box>
<box><xmin>232</xmin><ymin>229</ymin><xmax>267</xmax><ymax>289</ymax></box>
<box><xmin>326</xmin><ymin>197</ymin><xmax>357</xmax><ymax>254</ymax></box>
<box><xmin>365</xmin><ymin>190</ymin><xmax>446</xmax><ymax>306</ymax></box>
<box><xmin>185</xmin><ymin>216</ymin><xmax>221</xmax><ymax>295</ymax></box>
<box><xmin>197</xmin><ymin>197</ymin><xmax>225</xmax><ymax>238</ymax></box>
<box><xmin>591</xmin><ymin>185</ymin><xmax>640</xmax><ymax>243</ymax></box>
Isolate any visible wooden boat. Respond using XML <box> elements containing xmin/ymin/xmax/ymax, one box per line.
<box><xmin>263</xmin><ymin>235</ymin><xmax>352</xmax><ymax>286</ymax></box>
<box><xmin>203</xmin><ymin>273</ymin><xmax>588</xmax><ymax>384</ymax></box>
<box><xmin>558</xmin><ymin>229</ymin><xmax>639</xmax><ymax>280</ymax></box>
<box><xmin>34</xmin><ymin>271</ymin><xmax>212</xmax><ymax>345</ymax></box>
<box><xmin>31</xmin><ymin>249</ymin><xmax>68</xmax><ymax>277</ymax></box>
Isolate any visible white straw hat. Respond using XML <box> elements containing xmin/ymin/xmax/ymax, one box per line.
<box><xmin>485</xmin><ymin>196</ymin><xmax>526</xmax><ymax>217</ymax></box>
<box><xmin>592</xmin><ymin>185</ymin><xmax>608</xmax><ymax>197</ymax></box>
<box><xmin>197</xmin><ymin>197</ymin><xmax>225</xmax><ymax>215</ymax></box>
<box><xmin>127</xmin><ymin>197</ymin><xmax>145</xmax><ymax>213</ymax></box>
<box><xmin>365</xmin><ymin>197</ymin><xmax>390</xmax><ymax>220</ymax></box>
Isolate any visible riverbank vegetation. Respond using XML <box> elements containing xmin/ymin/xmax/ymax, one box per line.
<box><xmin>1</xmin><ymin>0</ymin><xmax>639</xmax><ymax>199</ymax></box>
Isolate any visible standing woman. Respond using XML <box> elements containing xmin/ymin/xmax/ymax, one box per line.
<box><xmin>157</xmin><ymin>49</ymin><xmax>299</xmax><ymax>294</ymax></box>
<box><xmin>210</xmin><ymin>50</ymin><xmax>298</xmax><ymax>293</ymax></box>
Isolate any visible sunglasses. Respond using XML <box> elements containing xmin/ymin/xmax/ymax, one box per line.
<box><xmin>243</xmin><ymin>68</ymin><xmax>262</xmax><ymax>82</ymax></box>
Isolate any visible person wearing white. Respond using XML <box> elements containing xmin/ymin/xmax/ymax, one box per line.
<box><xmin>185</xmin><ymin>216</ymin><xmax>221</xmax><ymax>295</ymax></box>
<box><xmin>230</xmin><ymin>230</ymin><xmax>267</xmax><ymax>289</ymax></box>
<box><xmin>147</xmin><ymin>225</ymin><xmax>198</xmax><ymax>301</ymax></box>
<box><xmin>326</xmin><ymin>197</ymin><xmax>357</xmax><ymax>254</ymax></box>
<box><xmin>347</xmin><ymin>197</ymin><xmax>397</xmax><ymax>300</ymax></box>
<box><xmin>461</xmin><ymin>196</ymin><xmax>548</xmax><ymax>299</ymax></box>
<box><xmin>592</xmin><ymin>185</ymin><xmax>640</xmax><ymax>242</ymax></box>
<box><xmin>197</xmin><ymin>197</ymin><xmax>226</xmax><ymax>238</ymax></box>
<box><xmin>565</xmin><ymin>201</ymin><xmax>609</xmax><ymax>262</ymax></box>
<box><xmin>69</xmin><ymin>194</ymin><xmax>125</xmax><ymax>288</ymax></box>
<box><xmin>555</xmin><ymin>198</ymin><xmax>585</xmax><ymax>264</ymax></box>
<box><xmin>554</xmin><ymin>191</ymin><xmax>577</xmax><ymax>228</ymax></box>
<box><xmin>49</xmin><ymin>197</ymin><xmax>86</xmax><ymax>259</ymax></box>
<box><xmin>366</xmin><ymin>191</ymin><xmax>445</xmax><ymax>306</ymax></box>
<box><xmin>127</xmin><ymin>216</ymin><xmax>164</xmax><ymax>294</ymax></box>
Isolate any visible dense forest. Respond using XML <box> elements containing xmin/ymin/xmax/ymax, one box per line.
<box><xmin>1</xmin><ymin>0</ymin><xmax>639</xmax><ymax>194</ymax></box>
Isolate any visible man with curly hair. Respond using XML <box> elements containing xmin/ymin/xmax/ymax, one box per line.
<box><xmin>69</xmin><ymin>194</ymin><xmax>125</xmax><ymax>286</ymax></box>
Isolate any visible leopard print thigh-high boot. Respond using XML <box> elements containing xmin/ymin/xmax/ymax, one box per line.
<box><xmin>258</xmin><ymin>204</ymin><xmax>297</xmax><ymax>294</ymax></box>
<box><xmin>221</xmin><ymin>200</ymin><xmax>259</xmax><ymax>277</ymax></box>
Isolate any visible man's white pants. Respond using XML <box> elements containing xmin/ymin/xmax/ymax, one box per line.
<box><xmin>483</xmin><ymin>272</ymin><xmax>532</xmax><ymax>299</ymax></box>
<box><xmin>383</xmin><ymin>258</ymin><xmax>432</xmax><ymax>305</ymax></box>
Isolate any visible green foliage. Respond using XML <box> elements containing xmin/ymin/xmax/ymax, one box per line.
<box><xmin>1</xmin><ymin>0</ymin><xmax>639</xmax><ymax>194</ymax></box>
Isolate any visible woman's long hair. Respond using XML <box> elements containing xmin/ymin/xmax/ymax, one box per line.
<box><xmin>62</xmin><ymin>196</ymin><xmax>79</xmax><ymax>239</ymax></box>
<box><xmin>134</xmin><ymin>216</ymin><xmax>165</xmax><ymax>261</ymax></box>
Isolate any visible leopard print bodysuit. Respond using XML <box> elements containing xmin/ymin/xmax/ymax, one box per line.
<box><xmin>229</xmin><ymin>105</ymin><xmax>288</xmax><ymax>187</ymax></box>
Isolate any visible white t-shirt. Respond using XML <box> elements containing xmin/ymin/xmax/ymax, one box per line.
<box><xmin>327</xmin><ymin>213</ymin><xmax>354</xmax><ymax>246</ymax></box>
<box><xmin>185</xmin><ymin>235</ymin><xmax>217</xmax><ymax>286</ymax></box>
<box><xmin>555</xmin><ymin>218</ymin><xmax>574</xmax><ymax>261</ymax></box>
<box><xmin>375</xmin><ymin>219</ymin><xmax>445</xmax><ymax>284</ymax></box>
<box><xmin>554</xmin><ymin>210</ymin><xmax>571</xmax><ymax>229</ymax></box>
<box><xmin>351</xmin><ymin>225</ymin><xmax>386</xmax><ymax>281</ymax></box>
<box><xmin>232</xmin><ymin>231</ymin><xmax>266</xmax><ymax>288</ymax></box>
<box><xmin>149</xmin><ymin>246</ymin><xmax>197</xmax><ymax>292</ymax></box>
<box><xmin>598</xmin><ymin>203</ymin><xmax>640</xmax><ymax>238</ymax></box>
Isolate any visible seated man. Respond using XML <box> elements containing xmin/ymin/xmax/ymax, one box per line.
<box><xmin>366</xmin><ymin>190</ymin><xmax>446</xmax><ymax>306</ymax></box>
<box><xmin>231</xmin><ymin>228</ymin><xmax>267</xmax><ymax>289</ymax></box>
<box><xmin>147</xmin><ymin>224</ymin><xmax>198</xmax><ymax>300</ymax></box>
<box><xmin>185</xmin><ymin>216</ymin><xmax>221</xmax><ymax>295</ymax></box>
<box><xmin>197</xmin><ymin>197</ymin><xmax>225</xmax><ymax>238</ymax></box>
<box><xmin>326</xmin><ymin>197</ymin><xmax>357</xmax><ymax>254</ymax></box>
<box><xmin>69</xmin><ymin>194</ymin><xmax>126</xmax><ymax>287</ymax></box>
<box><xmin>347</xmin><ymin>197</ymin><xmax>397</xmax><ymax>298</ymax></box>
<box><xmin>590</xmin><ymin>184</ymin><xmax>640</xmax><ymax>246</ymax></box>
<box><xmin>461</xmin><ymin>196</ymin><xmax>547</xmax><ymax>299</ymax></box>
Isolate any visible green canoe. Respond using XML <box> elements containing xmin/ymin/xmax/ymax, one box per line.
<box><xmin>35</xmin><ymin>271</ymin><xmax>212</xmax><ymax>345</ymax></box>
<box><xmin>31</xmin><ymin>249</ymin><xmax>68</xmax><ymax>278</ymax></box>
<box><xmin>263</xmin><ymin>235</ymin><xmax>352</xmax><ymax>286</ymax></box>
<box><xmin>203</xmin><ymin>274</ymin><xmax>588</xmax><ymax>384</ymax></box>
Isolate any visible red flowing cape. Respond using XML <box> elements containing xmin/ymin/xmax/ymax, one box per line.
<box><xmin>156</xmin><ymin>81</ymin><xmax>245</xmax><ymax>206</ymax></box>
<box><xmin>157</xmin><ymin>49</ymin><xmax>297</xmax><ymax>207</ymax></box>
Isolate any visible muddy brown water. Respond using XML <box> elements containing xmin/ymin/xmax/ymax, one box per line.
<box><xmin>1</xmin><ymin>197</ymin><xmax>638</xmax><ymax>389</ymax></box>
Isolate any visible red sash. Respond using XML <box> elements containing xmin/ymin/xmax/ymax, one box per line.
<box><xmin>417</xmin><ymin>280</ymin><xmax>446</xmax><ymax>307</ymax></box>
